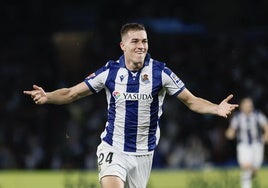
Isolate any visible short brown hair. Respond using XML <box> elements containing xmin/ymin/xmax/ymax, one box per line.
<box><xmin>120</xmin><ymin>23</ymin><xmax>146</xmax><ymax>39</ymax></box>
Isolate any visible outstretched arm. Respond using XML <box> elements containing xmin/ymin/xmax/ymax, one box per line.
<box><xmin>23</xmin><ymin>82</ymin><xmax>93</xmax><ymax>105</ymax></box>
<box><xmin>177</xmin><ymin>89</ymin><xmax>239</xmax><ymax>118</ymax></box>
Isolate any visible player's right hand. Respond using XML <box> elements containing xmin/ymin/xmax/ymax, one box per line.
<box><xmin>23</xmin><ymin>85</ymin><xmax>47</xmax><ymax>104</ymax></box>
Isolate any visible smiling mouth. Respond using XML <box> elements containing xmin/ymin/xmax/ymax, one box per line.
<box><xmin>135</xmin><ymin>51</ymin><xmax>145</xmax><ymax>56</ymax></box>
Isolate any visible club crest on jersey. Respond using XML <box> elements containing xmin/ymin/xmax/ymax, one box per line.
<box><xmin>141</xmin><ymin>74</ymin><xmax>150</xmax><ymax>84</ymax></box>
<box><xmin>170</xmin><ymin>72</ymin><xmax>184</xmax><ymax>87</ymax></box>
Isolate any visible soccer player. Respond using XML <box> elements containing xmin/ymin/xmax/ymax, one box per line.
<box><xmin>225</xmin><ymin>97</ymin><xmax>268</xmax><ymax>188</ymax></box>
<box><xmin>24</xmin><ymin>23</ymin><xmax>238</xmax><ymax>188</ymax></box>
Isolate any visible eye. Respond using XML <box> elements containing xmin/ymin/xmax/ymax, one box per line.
<box><xmin>131</xmin><ymin>39</ymin><xmax>139</xmax><ymax>43</ymax></box>
<box><xmin>142</xmin><ymin>40</ymin><xmax>148</xmax><ymax>44</ymax></box>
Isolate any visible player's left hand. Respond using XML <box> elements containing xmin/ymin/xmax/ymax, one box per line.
<box><xmin>23</xmin><ymin>84</ymin><xmax>47</xmax><ymax>105</ymax></box>
<box><xmin>217</xmin><ymin>94</ymin><xmax>239</xmax><ymax>118</ymax></box>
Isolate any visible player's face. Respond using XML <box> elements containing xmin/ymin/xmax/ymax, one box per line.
<box><xmin>120</xmin><ymin>30</ymin><xmax>148</xmax><ymax>71</ymax></box>
<box><xmin>240</xmin><ymin>98</ymin><xmax>254</xmax><ymax>114</ymax></box>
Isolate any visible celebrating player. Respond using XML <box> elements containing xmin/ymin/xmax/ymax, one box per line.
<box><xmin>225</xmin><ymin>97</ymin><xmax>268</xmax><ymax>188</ymax></box>
<box><xmin>24</xmin><ymin>22</ymin><xmax>238</xmax><ymax>188</ymax></box>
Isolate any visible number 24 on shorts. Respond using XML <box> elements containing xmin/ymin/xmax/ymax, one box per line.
<box><xmin>98</xmin><ymin>152</ymin><xmax>114</xmax><ymax>165</ymax></box>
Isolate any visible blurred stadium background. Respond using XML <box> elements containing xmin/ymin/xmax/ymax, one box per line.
<box><xmin>1</xmin><ymin>0</ymin><xmax>268</xmax><ymax>187</ymax></box>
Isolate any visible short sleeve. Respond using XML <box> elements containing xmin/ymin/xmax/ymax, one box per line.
<box><xmin>162</xmin><ymin>67</ymin><xmax>185</xmax><ymax>96</ymax></box>
<box><xmin>84</xmin><ymin>63</ymin><xmax>110</xmax><ymax>93</ymax></box>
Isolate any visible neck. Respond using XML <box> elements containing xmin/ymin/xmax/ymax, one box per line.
<box><xmin>125</xmin><ymin>61</ymin><xmax>143</xmax><ymax>71</ymax></box>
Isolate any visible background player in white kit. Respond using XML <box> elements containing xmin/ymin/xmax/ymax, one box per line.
<box><xmin>24</xmin><ymin>23</ymin><xmax>238</xmax><ymax>188</ymax></box>
<box><xmin>225</xmin><ymin>97</ymin><xmax>268</xmax><ymax>188</ymax></box>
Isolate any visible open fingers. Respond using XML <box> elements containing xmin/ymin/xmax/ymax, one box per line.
<box><xmin>23</xmin><ymin>85</ymin><xmax>46</xmax><ymax>105</ymax></box>
<box><xmin>23</xmin><ymin>90</ymin><xmax>34</xmax><ymax>95</ymax></box>
<box><xmin>23</xmin><ymin>85</ymin><xmax>43</xmax><ymax>96</ymax></box>
<box><xmin>224</xmin><ymin>94</ymin><xmax>234</xmax><ymax>102</ymax></box>
<box><xmin>23</xmin><ymin>90</ymin><xmax>39</xmax><ymax>97</ymax></box>
<box><xmin>224</xmin><ymin>94</ymin><xmax>239</xmax><ymax>108</ymax></box>
<box><xmin>33</xmin><ymin>93</ymin><xmax>41</xmax><ymax>100</ymax></box>
<box><xmin>33</xmin><ymin>84</ymin><xmax>42</xmax><ymax>90</ymax></box>
<box><xmin>23</xmin><ymin>90</ymin><xmax>43</xmax><ymax>104</ymax></box>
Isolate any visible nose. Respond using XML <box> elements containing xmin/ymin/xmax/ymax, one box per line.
<box><xmin>137</xmin><ymin>41</ymin><xmax>145</xmax><ymax>48</ymax></box>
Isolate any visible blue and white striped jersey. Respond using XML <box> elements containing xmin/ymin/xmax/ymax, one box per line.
<box><xmin>230</xmin><ymin>111</ymin><xmax>268</xmax><ymax>144</ymax></box>
<box><xmin>84</xmin><ymin>54</ymin><xmax>185</xmax><ymax>154</ymax></box>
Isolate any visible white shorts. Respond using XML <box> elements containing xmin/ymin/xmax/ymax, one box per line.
<box><xmin>96</xmin><ymin>141</ymin><xmax>153</xmax><ymax>188</ymax></box>
<box><xmin>237</xmin><ymin>142</ymin><xmax>264</xmax><ymax>168</ymax></box>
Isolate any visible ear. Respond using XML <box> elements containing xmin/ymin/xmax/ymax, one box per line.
<box><xmin>120</xmin><ymin>41</ymin><xmax>125</xmax><ymax>51</ymax></box>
